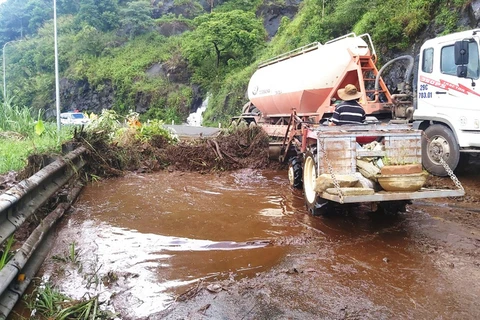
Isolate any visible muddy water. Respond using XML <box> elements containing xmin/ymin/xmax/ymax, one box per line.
<box><xmin>38</xmin><ymin>169</ymin><xmax>478</xmax><ymax>319</ymax></box>
<box><xmin>41</xmin><ymin>169</ymin><xmax>304</xmax><ymax>318</ymax></box>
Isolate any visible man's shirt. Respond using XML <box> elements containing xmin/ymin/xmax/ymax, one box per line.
<box><xmin>331</xmin><ymin>100</ymin><xmax>365</xmax><ymax>125</ymax></box>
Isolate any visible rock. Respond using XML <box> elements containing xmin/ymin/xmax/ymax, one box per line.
<box><xmin>285</xmin><ymin>267</ymin><xmax>299</xmax><ymax>274</ymax></box>
<box><xmin>471</xmin><ymin>0</ymin><xmax>480</xmax><ymax>22</ymax></box>
<box><xmin>157</xmin><ymin>20</ymin><xmax>191</xmax><ymax>37</ymax></box>
<box><xmin>206</xmin><ymin>284</ymin><xmax>223</xmax><ymax>293</ymax></box>
<box><xmin>356</xmin><ymin>159</ymin><xmax>381</xmax><ymax>180</ymax></box>
<box><xmin>59</xmin><ymin>78</ymin><xmax>115</xmax><ymax>115</ymax></box>
<box><xmin>256</xmin><ymin>0</ymin><xmax>301</xmax><ymax>38</ymax></box>
<box><xmin>145</xmin><ymin>63</ymin><xmax>165</xmax><ymax>78</ymax></box>
<box><xmin>152</xmin><ymin>0</ymin><xmax>205</xmax><ymax>19</ymax></box>
<box><xmin>314</xmin><ymin>174</ymin><xmax>359</xmax><ymax>193</ymax></box>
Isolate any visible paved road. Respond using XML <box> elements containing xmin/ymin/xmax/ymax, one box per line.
<box><xmin>165</xmin><ymin>124</ymin><xmax>221</xmax><ymax>138</ymax></box>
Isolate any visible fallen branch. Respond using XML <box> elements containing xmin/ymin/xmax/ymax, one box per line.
<box><xmin>211</xmin><ymin>140</ymin><xmax>224</xmax><ymax>160</ymax></box>
<box><xmin>207</xmin><ymin>140</ymin><xmax>222</xmax><ymax>159</ymax></box>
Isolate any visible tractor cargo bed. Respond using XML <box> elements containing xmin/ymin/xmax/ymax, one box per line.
<box><xmin>320</xmin><ymin>188</ymin><xmax>464</xmax><ymax>204</ymax></box>
<box><xmin>308</xmin><ymin>124</ymin><xmax>465</xmax><ymax>205</ymax></box>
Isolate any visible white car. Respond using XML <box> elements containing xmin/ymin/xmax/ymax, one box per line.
<box><xmin>60</xmin><ymin>112</ymin><xmax>90</xmax><ymax>125</ymax></box>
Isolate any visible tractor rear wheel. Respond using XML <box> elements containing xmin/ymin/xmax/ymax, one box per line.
<box><xmin>303</xmin><ymin>151</ymin><xmax>328</xmax><ymax>216</ymax></box>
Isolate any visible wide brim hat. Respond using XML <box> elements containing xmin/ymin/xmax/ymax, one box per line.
<box><xmin>337</xmin><ymin>84</ymin><xmax>362</xmax><ymax>101</ymax></box>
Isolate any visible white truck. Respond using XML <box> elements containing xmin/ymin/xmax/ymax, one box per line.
<box><xmin>413</xmin><ymin>29</ymin><xmax>480</xmax><ymax>176</ymax></box>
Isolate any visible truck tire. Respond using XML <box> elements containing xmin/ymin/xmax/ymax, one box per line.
<box><xmin>422</xmin><ymin>124</ymin><xmax>460</xmax><ymax>177</ymax></box>
<box><xmin>288</xmin><ymin>157</ymin><xmax>303</xmax><ymax>189</ymax></box>
<box><xmin>302</xmin><ymin>151</ymin><xmax>328</xmax><ymax>216</ymax></box>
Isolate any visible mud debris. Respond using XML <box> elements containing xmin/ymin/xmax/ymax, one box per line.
<box><xmin>0</xmin><ymin>171</ymin><xmax>17</xmax><ymax>192</ymax></box>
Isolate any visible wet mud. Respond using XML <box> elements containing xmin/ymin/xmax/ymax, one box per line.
<box><xmin>21</xmin><ymin>163</ymin><xmax>480</xmax><ymax>319</ymax></box>
<box><xmin>38</xmin><ymin>170</ymin><xmax>304</xmax><ymax>318</ymax></box>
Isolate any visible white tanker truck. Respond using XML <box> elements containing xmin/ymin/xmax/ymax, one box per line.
<box><xmin>235</xmin><ymin>30</ymin><xmax>478</xmax><ymax>214</ymax></box>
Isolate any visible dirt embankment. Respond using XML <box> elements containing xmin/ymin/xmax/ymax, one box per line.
<box><xmin>1</xmin><ymin>126</ymin><xmax>272</xmax><ymax>191</ymax></box>
<box><xmin>76</xmin><ymin>125</ymin><xmax>272</xmax><ymax>177</ymax></box>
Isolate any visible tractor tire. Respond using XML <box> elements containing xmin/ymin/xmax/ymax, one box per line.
<box><xmin>302</xmin><ymin>151</ymin><xmax>328</xmax><ymax>216</ymax></box>
<box><xmin>288</xmin><ymin>157</ymin><xmax>303</xmax><ymax>189</ymax></box>
<box><xmin>454</xmin><ymin>153</ymin><xmax>470</xmax><ymax>174</ymax></box>
<box><xmin>422</xmin><ymin>124</ymin><xmax>460</xmax><ymax>177</ymax></box>
<box><xmin>376</xmin><ymin>200</ymin><xmax>410</xmax><ymax>214</ymax></box>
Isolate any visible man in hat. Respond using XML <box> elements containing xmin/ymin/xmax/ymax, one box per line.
<box><xmin>329</xmin><ymin>84</ymin><xmax>366</xmax><ymax>126</ymax></box>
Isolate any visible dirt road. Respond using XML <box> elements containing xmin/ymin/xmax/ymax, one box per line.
<box><xmin>3</xmin><ymin>159</ymin><xmax>479</xmax><ymax>319</ymax></box>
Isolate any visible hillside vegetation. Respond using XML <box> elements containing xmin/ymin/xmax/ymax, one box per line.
<box><xmin>0</xmin><ymin>0</ymin><xmax>472</xmax><ymax>126</ymax></box>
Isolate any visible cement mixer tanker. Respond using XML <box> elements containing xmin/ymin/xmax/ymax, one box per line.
<box><xmin>247</xmin><ymin>34</ymin><xmax>389</xmax><ymax>119</ymax></box>
<box><xmin>234</xmin><ymin>31</ymin><xmax>480</xmax><ymax>214</ymax></box>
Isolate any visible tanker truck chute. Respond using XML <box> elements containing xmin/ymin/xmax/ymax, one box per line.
<box><xmin>235</xmin><ymin>31</ymin><xmax>480</xmax><ymax>214</ymax></box>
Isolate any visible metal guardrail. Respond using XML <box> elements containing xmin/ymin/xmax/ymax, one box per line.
<box><xmin>0</xmin><ymin>146</ymin><xmax>87</xmax><ymax>319</ymax></box>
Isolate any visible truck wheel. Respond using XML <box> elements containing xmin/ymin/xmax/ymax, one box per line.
<box><xmin>303</xmin><ymin>151</ymin><xmax>327</xmax><ymax>216</ymax></box>
<box><xmin>288</xmin><ymin>157</ymin><xmax>303</xmax><ymax>189</ymax></box>
<box><xmin>422</xmin><ymin>124</ymin><xmax>460</xmax><ymax>177</ymax></box>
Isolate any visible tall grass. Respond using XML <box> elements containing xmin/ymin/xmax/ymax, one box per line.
<box><xmin>0</xmin><ymin>99</ymin><xmax>74</xmax><ymax>174</ymax></box>
<box><xmin>25</xmin><ymin>282</ymin><xmax>115</xmax><ymax>319</ymax></box>
<box><xmin>0</xmin><ymin>97</ymin><xmax>39</xmax><ymax>137</ymax></box>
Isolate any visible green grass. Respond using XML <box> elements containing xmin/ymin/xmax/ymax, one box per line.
<box><xmin>0</xmin><ymin>100</ymin><xmax>74</xmax><ymax>174</ymax></box>
<box><xmin>0</xmin><ymin>128</ymin><xmax>74</xmax><ymax>174</ymax></box>
<box><xmin>0</xmin><ymin>235</ymin><xmax>15</xmax><ymax>270</ymax></box>
<box><xmin>52</xmin><ymin>242</ymin><xmax>80</xmax><ymax>265</ymax></box>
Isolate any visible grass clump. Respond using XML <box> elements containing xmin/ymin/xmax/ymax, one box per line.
<box><xmin>52</xmin><ymin>242</ymin><xmax>80</xmax><ymax>265</ymax></box>
<box><xmin>25</xmin><ymin>282</ymin><xmax>115</xmax><ymax>320</ymax></box>
<box><xmin>0</xmin><ymin>235</ymin><xmax>15</xmax><ymax>270</ymax></box>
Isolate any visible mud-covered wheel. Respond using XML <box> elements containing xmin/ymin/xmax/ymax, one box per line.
<box><xmin>303</xmin><ymin>151</ymin><xmax>327</xmax><ymax>216</ymax></box>
<box><xmin>422</xmin><ymin>124</ymin><xmax>460</xmax><ymax>177</ymax></box>
<box><xmin>288</xmin><ymin>157</ymin><xmax>303</xmax><ymax>189</ymax></box>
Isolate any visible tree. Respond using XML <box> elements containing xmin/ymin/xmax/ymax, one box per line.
<box><xmin>75</xmin><ymin>0</ymin><xmax>119</xmax><ymax>32</ymax></box>
<box><xmin>26</xmin><ymin>0</ymin><xmax>51</xmax><ymax>33</ymax></box>
<box><xmin>0</xmin><ymin>0</ymin><xmax>30</xmax><ymax>43</ymax></box>
<box><xmin>118</xmin><ymin>0</ymin><xmax>155</xmax><ymax>38</ymax></box>
<box><xmin>57</xmin><ymin>0</ymin><xmax>80</xmax><ymax>15</ymax></box>
<box><xmin>0</xmin><ymin>0</ymin><xmax>71</xmax><ymax>44</ymax></box>
<box><xmin>183</xmin><ymin>10</ymin><xmax>266</xmax><ymax>89</ymax></box>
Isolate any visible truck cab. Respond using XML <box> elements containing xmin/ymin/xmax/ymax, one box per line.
<box><xmin>415</xmin><ymin>29</ymin><xmax>480</xmax><ymax>176</ymax></box>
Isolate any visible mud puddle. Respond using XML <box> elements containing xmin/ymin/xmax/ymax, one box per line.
<box><xmin>27</xmin><ymin>169</ymin><xmax>480</xmax><ymax>319</ymax></box>
<box><xmin>38</xmin><ymin>169</ymin><xmax>304</xmax><ymax>318</ymax></box>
